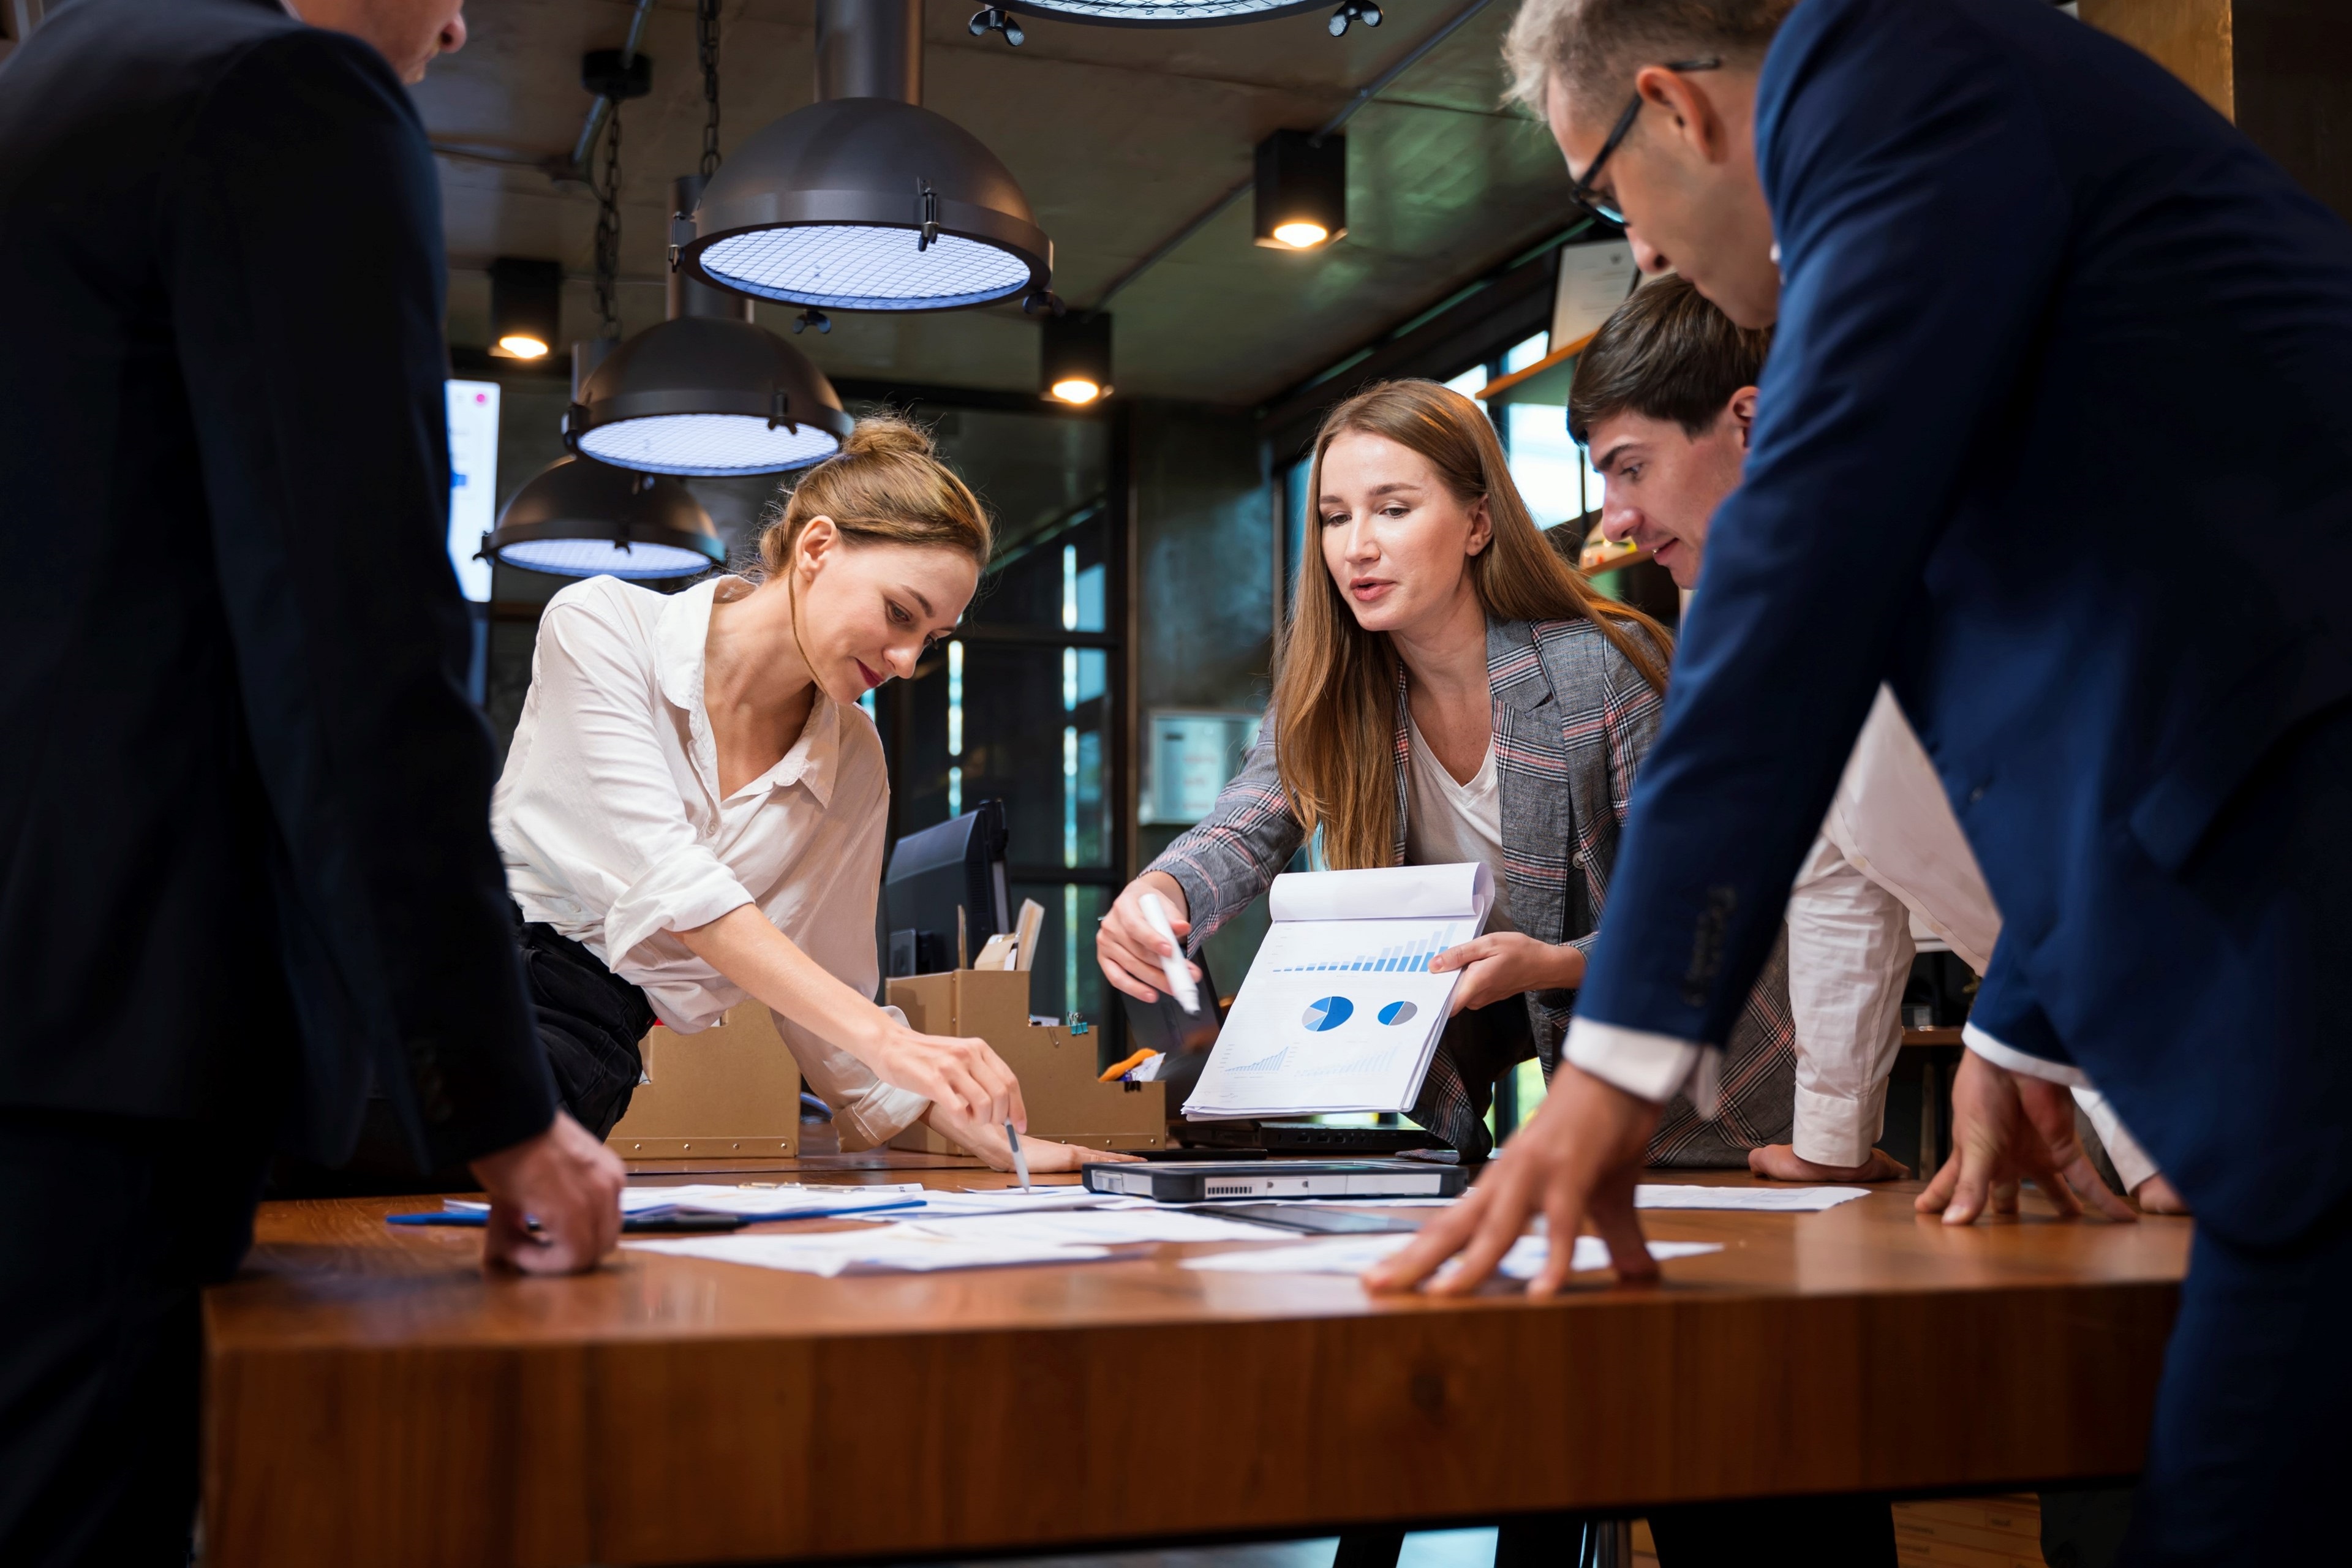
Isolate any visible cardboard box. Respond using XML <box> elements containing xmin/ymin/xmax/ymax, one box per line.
<box><xmin>886</xmin><ymin>969</ymin><xmax>1166</xmax><ymax>1154</ymax></box>
<box><xmin>606</xmin><ymin>1001</ymin><xmax>801</xmax><ymax>1160</ymax></box>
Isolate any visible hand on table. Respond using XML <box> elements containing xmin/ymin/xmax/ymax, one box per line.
<box><xmin>1748</xmin><ymin>1143</ymin><xmax>1912</xmax><ymax>1183</ymax></box>
<box><xmin>467</xmin><ymin>1109</ymin><xmax>626</xmax><ymax>1275</ymax></box>
<box><xmin>1429</xmin><ymin>932</ymin><xmax>1585</xmax><ymax>1015</ymax></box>
<box><xmin>861</xmin><ymin>1016</ymin><xmax>1027</xmax><ymax>1131</ymax></box>
<box><xmin>1096</xmin><ymin>872</ymin><xmax>1200</xmax><ymax>1006</ymax></box>
<box><xmin>1363</xmin><ymin>1064</ymin><xmax>1664</xmax><ymax>1296</ymax></box>
<box><xmin>1915</xmin><ymin>1050</ymin><xmax>2136</xmax><ymax>1224</ymax></box>
<box><xmin>922</xmin><ymin>1099</ymin><xmax>1143</xmax><ymax>1172</ymax></box>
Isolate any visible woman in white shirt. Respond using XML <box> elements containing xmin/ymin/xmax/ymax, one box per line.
<box><xmin>495</xmin><ymin>417</ymin><xmax>1115</xmax><ymax>1173</ymax></box>
<box><xmin>1095</xmin><ymin>379</ymin><xmax>1798</xmax><ymax>1163</ymax></box>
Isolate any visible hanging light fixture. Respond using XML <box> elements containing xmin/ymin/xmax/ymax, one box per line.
<box><xmin>960</xmin><ymin>0</ymin><xmax>1375</xmax><ymax>41</ymax></box>
<box><xmin>489</xmin><ymin>257</ymin><xmax>562</xmax><ymax>358</ymax></box>
<box><xmin>1254</xmin><ymin>129</ymin><xmax>1346</xmax><ymax>249</ymax></box>
<box><xmin>484</xmin><ymin>454</ymin><xmax>725</xmax><ymax>580</ymax></box>
<box><xmin>676</xmin><ymin>0</ymin><xmax>1054</xmax><ymax>315</ymax></box>
<box><xmin>1041</xmin><ymin>311</ymin><xmax>1112</xmax><ymax>404</ymax></box>
<box><xmin>566</xmin><ymin>175</ymin><xmax>854</xmax><ymax>475</ymax></box>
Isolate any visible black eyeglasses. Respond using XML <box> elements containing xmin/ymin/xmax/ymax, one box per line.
<box><xmin>1564</xmin><ymin>58</ymin><xmax>1722</xmax><ymax>227</ymax></box>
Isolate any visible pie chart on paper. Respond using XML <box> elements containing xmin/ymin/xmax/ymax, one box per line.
<box><xmin>1378</xmin><ymin>1001</ymin><xmax>1417</xmax><ymax>1025</ymax></box>
<box><xmin>1301</xmin><ymin>996</ymin><xmax>1355</xmax><ymax>1032</ymax></box>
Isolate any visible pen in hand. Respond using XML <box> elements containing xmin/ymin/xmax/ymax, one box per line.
<box><xmin>1006</xmin><ymin>1121</ymin><xmax>1033</xmax><ymax>1191</ymax></box>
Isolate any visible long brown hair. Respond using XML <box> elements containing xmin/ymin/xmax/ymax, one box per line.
<box><xmin>1273</xmin><ymin>379</ymin><xmax>1671</xmax><ymax>871</ymax></box>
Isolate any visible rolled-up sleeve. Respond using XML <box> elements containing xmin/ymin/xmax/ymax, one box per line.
<box><xmin>499</xmin><ymin>596</ymin><xmax>755</xmax><ymax>973</ymax></box>
<box><xmin>1784</xmin><ymin>833</ymin><xmax>1912</xmax><ymax>1165</ymax></box>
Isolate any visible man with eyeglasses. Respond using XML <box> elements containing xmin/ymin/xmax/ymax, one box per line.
<box><xmin>1374</xmin><ymin>0</ymin><xmax>2352</xmax><ymax>1561</ymax></box>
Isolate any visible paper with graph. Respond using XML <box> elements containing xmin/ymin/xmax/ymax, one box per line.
<box><xmin>1184</xmin><ymin>864</ymin><xmax>1493</xmax><ymax>1120</ymax></box>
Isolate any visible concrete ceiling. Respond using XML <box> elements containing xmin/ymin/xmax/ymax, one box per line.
<box><xmin>425</xmin><ymin>0</ymin><xmax>1580</xmax><ymax>406</ymax></box>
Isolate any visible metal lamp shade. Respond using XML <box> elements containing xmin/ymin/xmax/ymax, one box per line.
<box><xmin>563</xmin><ymin>314</ymin><xmax>854</xmax><ymax>477</ymax></box>
<box><xmin>1006</xmin><ymin>0</ymin><xmax>1328</xmax><ymax>21</ymax></box>
<box><xmin>486</xmin><ymin>457</ymin><xmax>726</xmax><ymax>580</ymax></box>
<box><xmin>679</xmin><ymin>98</ymin><xmax>1052</xmax><ymax>312</ymax></box>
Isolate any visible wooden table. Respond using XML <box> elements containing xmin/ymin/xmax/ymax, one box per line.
<box><xmin>202</xmin><ymin>1167</ymin><xmax>2190</xmax><ymax>1568</ymax></box>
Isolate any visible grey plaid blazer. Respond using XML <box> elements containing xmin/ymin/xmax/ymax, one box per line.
<box><xmin>1152</xmin><ymin>616</ymin><xmax>1793</xmax><ymax>1163</ymax></box>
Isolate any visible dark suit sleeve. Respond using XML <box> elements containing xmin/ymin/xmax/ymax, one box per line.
<box><xmin>164</xmin><ymin>29</ymin><xmax>556</xmax><ymax>1165</ymax></box>
<box><xmin>1574</xmin><ymin>1</ymin><xmax>2071</xmax><ymax>1049</ymax></box>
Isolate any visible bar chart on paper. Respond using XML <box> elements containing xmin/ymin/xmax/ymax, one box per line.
<box><xmin>1269</xmin><ymin>921</ymin><xmax>1471</xmax><ymax>976</ymax></box>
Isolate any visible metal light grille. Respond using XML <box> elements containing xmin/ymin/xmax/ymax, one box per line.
<box><xmin>1023</xmin><ymin>0</ymin><xmax>1311</xmax><ymax>15</ymax></box>
<box><xmin>497</xmin><ymin>538</ymin><xmax>717</xmax><ymax>579</ymax></box>
<box><xmin>577</xmin><ymin>413</ymin><xmax>839</xmax><ymax>477</ymax></box>
<box><xmin>698</xmin><ymin>225</ymin><xmax>1033</xmax><ymax>309</ymax></box>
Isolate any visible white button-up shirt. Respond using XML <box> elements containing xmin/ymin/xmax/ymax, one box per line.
<box><xmin>1568</xmin><ymin>687</ymin><xmax>2157</xmax><ymax>1188</ymax></box>
<box><xmin>492</xmin><ymin>575</ymin><xmax>926</xmax><ymax>1148</ymax></box>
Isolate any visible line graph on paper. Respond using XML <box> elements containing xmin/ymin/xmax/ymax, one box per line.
<box><xmin>1266</xmin><ymin>921</ymin><xmax>1471</xmax><ymax>975</ymax></box>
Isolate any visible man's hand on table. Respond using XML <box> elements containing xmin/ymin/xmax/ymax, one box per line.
<box><xmin>1915</xmin><ymin>1051</ymin><xmax>2136</xmax><ymax>1225</ymax></box>
<box><xmin>468</xmin><ymin>1109</ymin><xmax>627</xmax><ymax>1273</ymax></box>
<box><xmin>1748</xmin><ymin>1143</ymin><xmax>1912</xmax><ymax>1183</ymax></box>
<box><xmin>1363</xmin><ymin>1064</ymin><xmax>1663</xmax><ymax>1296</ymax></box>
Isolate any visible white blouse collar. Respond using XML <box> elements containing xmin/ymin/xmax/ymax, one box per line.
<box><xmin>655</xmin><ymin>575</ymin><xmax>843</xmax><ymax>809</ymax></box>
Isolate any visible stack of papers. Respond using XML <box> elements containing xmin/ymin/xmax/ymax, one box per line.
<box><xmin>900</xmin><ymin>1208</ymin><xmax>1289</xmax><ymax>1247</ymax></box>
<box><xmin>1632</xmin><ymin>1185</ymin><xmax>1871</xmax><ymax>1212</ymax></box>
<box><xmin>442</xmin><ymin>1183</ymin><xmax>928</xmax><ymax>1223</ymax></box>
<box><xmin>1183</xmin><ymin>1234</ymin><xmax>1723</xmax><ymax>1278</ymax></box>
<box><xmin>631</xmin><ymin>1229</ymin><xmax>1110</xmax><ymax>1277</ymax></box>
<box><xmin>1186</xmin><ymin>863</ymin><xmax>1494</xmax><ymax>1120</ymax></box>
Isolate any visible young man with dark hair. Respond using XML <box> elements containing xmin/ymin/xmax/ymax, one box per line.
<box><xmin>1572</xmin><ymin>274</ymin><xmax>2179</xmax><ymax>1205</ymax></box>
<box><xmin>1378</xmin><ymin>0</ymin><xmax>2352</xmax><ymax>1558</ymax></box>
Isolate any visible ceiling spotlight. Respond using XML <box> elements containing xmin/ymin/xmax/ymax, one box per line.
<box><xmin>489</xmin><ymin>257</ymin><xmax>561</xmax><ymax>359</ymax></box>
<box><xmin>1254</xmin><ymin>130</ymin><xmax>1346</xmax><ymax>250</ymax></box>
<box><xmin>677</xmin><ymin>0</ymin><xmax>1053</xmax><ymax>314</ymax></box>
<box><xmin>484</xmin><ymin>456</ymin><xmax>725</xmax><ymax>580</ymax></box>
<box><xmin>564</xmin><ymin>175</ymin><xmax>853</xmax><ymax>477</ymax></box>
<box><xmin>1041</xmin><ymin>311</ymin><xmax>1112</xmax><ymax>405</ymax></box>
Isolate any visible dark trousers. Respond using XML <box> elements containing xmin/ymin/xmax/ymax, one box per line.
<box><xmin>0</xmin><ymin>1108</ymin><xmax>273</xmax><ymax>1567</ymax></box>
<box><xmin>513</xmin><ymin>916</ymin><xmax>654</xmax><ymax>1140</ymax></box>
<box><xmin>2119</xmin><ymin>1205</ymin><xmax>2352</xmax><ymax>1563</ymax></box>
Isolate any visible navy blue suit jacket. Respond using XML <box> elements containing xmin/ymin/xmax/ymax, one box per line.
<box><xmin>0</xmin><ymin>0</ymin><xmax>556</xmax><ymax>1167</ymax></box>
<box><xmin>1578</xmin><ymin>0</ymin><xmax>2352</xmax><ymax>1243</ymax></box>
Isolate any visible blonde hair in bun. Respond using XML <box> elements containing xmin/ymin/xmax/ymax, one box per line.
<box><xmin>756</xmin><ymin>415</ymin><xmax>992</xmax><ymax>577</ymax></box>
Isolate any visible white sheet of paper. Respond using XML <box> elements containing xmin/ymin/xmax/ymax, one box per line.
<box><xmin>903</xmin><ymin>1208</ymin><xmax>1291</xmax><ymax>1247</ymax></box>
<box><xmin>627</xmin><ymin>1229</ymin><xmax>1110</xmax><ymax>1277</ymax></box>
<box><xmin>442</xmin><ymin>1183</ymin><xmax>929</xmax><ymax>1221</ymax></box>
<box><xmin>903</xmin><ymin>1188</ymin><xmax>1142</xmax><ymax>1216</ymax></box>
<box><xmin>1182</xmin><ymin>1234</ymin><xmax>1722</xmax><ymax>1279</ymax></box>
<box><xmin>1632</xmin><ymin>1185</ymin><xmax>1872</xmax><ymax>1212</ymax></box>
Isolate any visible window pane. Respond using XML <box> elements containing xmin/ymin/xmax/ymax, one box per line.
<box><xmin>943</xmin><ymin>641</ymin><xmax>1112</xmax><ymax>870</ymax></box>
<box><xmin>1504</xmin><ymin>402</ymin><xmax>1591</xmax><ymax>530</ymax></box>
<box><xmin>1442</xmin><ymin>364</ymin><xmax>1489</xmax><ymax>398</ymax></box>
<box><xmin>1502</xmin><ymin>333</ymin><xmax>1550</xmax><ymax>374</ymax></box>
<box><xmin>968</xmin><ymin>500</ymin><xmax>1106</xmax><ymax>631</ymax></box>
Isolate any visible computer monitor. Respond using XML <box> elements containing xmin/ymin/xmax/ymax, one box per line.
<box><xmin>883</xmin><ymin>799</ymin><xmax>1011</xmax><ymax>976</ymax></box>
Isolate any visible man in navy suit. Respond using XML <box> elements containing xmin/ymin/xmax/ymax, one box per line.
<box><xmin>0</xmin><ymin>2</ymin><xmax>624</xmax><ymax>1561</ymax></box>
<box><xmin>1378</xmin><ymin>0</ymin><xmax>2352</xmax><ymax>1556</ymax></box>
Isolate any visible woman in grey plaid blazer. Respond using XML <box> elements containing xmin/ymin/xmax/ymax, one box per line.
<box><xmin>1098</xmin><ymin>380</ymin><xmax>1793</xmax><ymax>1163</ymax></box>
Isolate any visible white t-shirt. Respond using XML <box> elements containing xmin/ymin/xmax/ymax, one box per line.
<box><xmin>1401</xmin><ymin>713</ymin><xmax>1516</xmax><ymax>933</ymax></box>
<box><xmin>492</xmin><ymin>574</ymin><xmax>925</xmax><ymax>1147</ymax></box>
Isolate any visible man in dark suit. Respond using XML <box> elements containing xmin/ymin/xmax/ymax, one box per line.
<box><xmin>1379</xmin><ymin>0</ymin><xmax>2352</xmax><ymax>1557</ymax></box>
<box><xmin>0</xmin><ymin>1</ymin><xmax>625</xmax><ymax>1561</ymax></box>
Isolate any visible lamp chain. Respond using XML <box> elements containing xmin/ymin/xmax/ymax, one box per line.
<box><xmin>698</xmin><ymin>0</ymin><xmax>723</xmax><ymax>178</ymax></box>
<box><xmin>593</xmin><ymin>105</ymin><xmax>624</xmax><ymax>339</ymax></box>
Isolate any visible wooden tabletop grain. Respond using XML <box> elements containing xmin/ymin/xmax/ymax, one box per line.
<box><xmin>202</xmin><ymin>1165</ymin><xmax>2189</xmax><ymax>1568</ymax></box>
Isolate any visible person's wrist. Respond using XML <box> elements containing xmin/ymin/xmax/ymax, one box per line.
<box><xmin>1550</xmin><ymin>941</ymin><xmax>1586</xmax><ymax>990</ymax></box>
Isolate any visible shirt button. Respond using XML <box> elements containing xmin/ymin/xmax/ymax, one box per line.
<box><xmin>1969</xmin><ymin>785</ymin><xmax>1987</xmax><ymax>804</ymax></box>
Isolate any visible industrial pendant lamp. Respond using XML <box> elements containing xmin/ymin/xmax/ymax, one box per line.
<box><xmin>483</xmin><ymin>454</ymin><xmax>725</xmax><ymax>579</ymax></box>
<box><xmin>677</xmin><ymin>0</ymin><xmax>1053</xmax><ymax>314</ymax></box>
<box><xmin>1254</xmin><ymin>129</ymin><xmax>1346</xmax><ymax>249</ymax></box>
<box><xmin>1041</xmin><ymin>311</ymin><xmax>1112</xmax><ymax>404</ymax></box>
<box><xmin>565</xmin><ymin>174</ymin><xmax>854</xmax><ymax>475</ymax></box>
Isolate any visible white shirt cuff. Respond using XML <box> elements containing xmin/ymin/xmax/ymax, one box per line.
<box><xmin>1792</xmin><ymin>1080</ymin><xmax>1890</xmax><ymax>1169</ymax></box>
<box><xmin>1961</xmin><ymin>1022</ymin><xmax>2089</xmax><ymax>1087</ymax></box>
<box><xmin>1564</xmin><ymin>1016</ymin><xmax>1709</xmax><ymax>1107</ymax></box>
<box><xmin>2072</xmin><ymin>1086</ymin><xmax>2160</xmax><ymax>1193</ymax></box>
